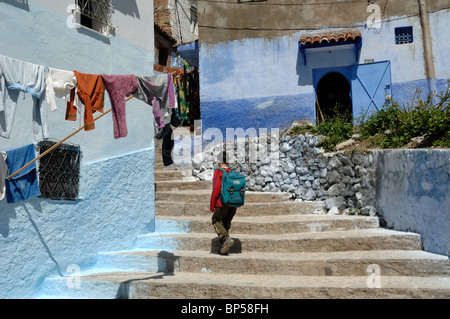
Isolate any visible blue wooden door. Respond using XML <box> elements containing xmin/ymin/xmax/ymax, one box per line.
<box><xmin>351</xmin><ymin>61</ymin><xmax>392</xmax><ymax>122</ymax></box>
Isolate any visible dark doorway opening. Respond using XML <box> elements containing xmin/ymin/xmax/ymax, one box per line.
<box><xmin>316</xmin><ymin>72</ymin><xmax>352</xmax><ymax>122</ymax></box>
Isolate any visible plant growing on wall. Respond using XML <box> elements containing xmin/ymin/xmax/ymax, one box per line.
<box><xmin>360</xmin><ymin>81</ymin><xmax>450</xmax><ymax>148</ymax></box>
<box><xmin>291</xmin><ymin>104</ymin><xmax>353</xmax><ymax>151</ymax></box>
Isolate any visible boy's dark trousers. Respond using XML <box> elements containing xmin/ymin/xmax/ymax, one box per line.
<box><xmin>161</xmin><ymin>126</ymin><xmax>174</xmax><ymax>166</ymax></box>
<box><xmin>212</xmin><ymin>205</ymin><xmax>237</xmax><ymax>242</ymax></box>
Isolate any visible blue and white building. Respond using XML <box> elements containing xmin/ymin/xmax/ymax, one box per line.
<box><xmin>198</xmin><ymin>0</ymin><xmax>449</xmax><ymax>140</ymax></box>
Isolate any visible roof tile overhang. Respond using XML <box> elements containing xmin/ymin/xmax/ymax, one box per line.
<box><xmin>299</xmin><ymin>30</ymin><xmax>361</xmax><ymax>46</ymax></box>
<box><xmin>298</xmin><ymin>30</ymin><xmax>362</xmax><ymax>65</ymax></box>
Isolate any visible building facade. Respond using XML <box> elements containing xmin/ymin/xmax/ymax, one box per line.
<box><xmin>198</xmin><ymin>0</ymin><xmax>449</xmax><ymax>141</ymax></box>
<box><xmin>0</xmin><ymin>0</ymin><xmax>155</xmax><ymax>298</ymax></box>
<box><xmin>154</xmin><ymin>0</ymin><xmax>198</xmax><ymax>68</ymax></box>
<box><xmin>154</xmin><ymin>0</ymin><xmax>198</xmax><ymax>45</ymax></box>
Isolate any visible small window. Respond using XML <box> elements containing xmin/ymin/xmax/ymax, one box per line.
<box><xmin>75</xmin><ymin>0</ymin><xmax>114</xmax><ymax>36</ymax></box>
<box><xmin>158</xmin><ymin>45</ymin><xmax>170</xmax><ymax>67</ymax></box>
<box><xmin>395</xmin><ymin>26</ymin><xmax>413</xmax><ymax>44</ymax></box>
<box><xmin>37</xmin><ymin>141</ymin><xmax>81</xmax><ymax>201</ymax></box>
<box><xmin>190</xmin><ymin>5</ymin><xmax>197</xmax><ymax>23</ymax></box>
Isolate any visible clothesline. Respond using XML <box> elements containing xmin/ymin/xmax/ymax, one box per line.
<box><xmin>0</xmin><ymin>53</ymin><xmax>199</xmax><ymax>204</ymax></box>
<box><xmin>6</xmin><ymin>96</ymin><xmax>134</xmax><ymax>180</ymax></box>
<box><xmin>1</xmin><ymin>53</ymin><xmax>199</xmax><ymax>196</ymax></box>
<box><xmin>0</xmin><ymin>54</ymin><xmax>180</xmax><ymax>141</ymax></box>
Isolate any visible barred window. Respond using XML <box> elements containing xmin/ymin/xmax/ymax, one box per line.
<box><xmin>75</xmin><ymin>0</ymin><xmax>114</xmax><ymax>36</ymax></box>
<box><xmin>395</xmin><ymin>26</ymin><xmax>413</xmax><ymax>45</ymax></box>
<box><xmin>37</xmin><ymin>141</ymin><xmax>81</xmax><ymax>201</ymax></box>
<box><xmin>190</xmin><ymin>5</ymin><xmax>197</xmax><ymax>24</ymax></box>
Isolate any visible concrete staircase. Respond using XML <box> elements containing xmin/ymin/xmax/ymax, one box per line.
<box><xmin>35</xmin><ymin>142</ymin><xmax>450</xmax><ymax>299</ymax></box>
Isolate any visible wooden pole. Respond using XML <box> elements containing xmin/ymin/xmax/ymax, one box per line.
<box><xmin>315</xmin><ymin>93</ymin><xmax>325</xmax><ymax>123</ymax></box>
<box><xmin>6</xmin><ymin>96</ymin><xmax>134</xmax><ymax>180</ymax></box>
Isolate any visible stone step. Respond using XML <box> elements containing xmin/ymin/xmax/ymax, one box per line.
<box><xmin>155</xmin><ymin>189</ymin><xmax>293</xmax><ymax>203</ymax></box>
<box><xmin>35</xmin><ymin>275</ymin><xmax>123</xmax><ymax>299</ymax></box>
<box><xmin>155</xmin><ymin>162</ymin><xmax>193</xmax><ymax>170</ymax></box>
<box><xmin>155</xmin><ymin>215</ymin><xmax>380</xmax><ymax>234</ymax></box>
<box><xmin>155</xmin><ymin>200</ymin><xmax>325</xmax><ymax>217</ymax></box>
<box><xmin>35</xmin><ymin>248</ymin><xmax>449</xmax><ymax>299</ymax></box>
<box><xmin>109</xmin><ymin>249</ymin><xmax>450</xmax><ymax>277</ymax></box>
<box><xmin>155</xmin><ymin>180</ymin><xmax>211</xmax><ymax>192</ymax></box>
<box><xmin>133</xmin><ymin>229</ymin><xmax>422</xmax><ymax>253</ymax></box>
<box><xmin>155</xmin><ymin>169</ymin><xmax>195</xmax><ymax>181</ymax></box>
<box><xmin>80</xmin><ymin>272</ymin><xmax>450</xmax><ymax>299</ymax></box>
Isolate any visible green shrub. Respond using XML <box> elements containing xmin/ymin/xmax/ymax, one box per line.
<box><xmin>314</xmin><ymin>115</ymin><xmax>353</xmax><ymax>151</ymax></box>
<box><xmin>360</xmin><ymin>83</ymin><xmax>450</xmax><ymax>148</ymax></box>
<box><xmin>290</xmin><ymin>83</ymin><xmax>449</xmax><ymax>151</ymax></box>
<box><xmin>290</xmin><ymin>107</ymin><xmax>354</xmax><ymax>151</ymax></box>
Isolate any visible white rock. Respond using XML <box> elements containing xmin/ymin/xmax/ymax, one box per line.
<box><xmin>327</xmin><ymin>207</ymin><xmax>340</xmax><ymax>215</ymax></box>
<box><xmin>197</xmin><ymin>170</ymin><xmax>214</xmax><ymax>181</ymax></box>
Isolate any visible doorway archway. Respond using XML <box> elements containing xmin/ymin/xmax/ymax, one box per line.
<box><xmin>316</xmin><ymin>72</ymin><xmax>352</xmax><ymax>122</ymax></box>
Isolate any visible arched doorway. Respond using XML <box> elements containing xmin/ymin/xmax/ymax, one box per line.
<box><xmin>316</xmin><ymin>72</ymin><xmax>352</xmax><ymax>122</ymax></box>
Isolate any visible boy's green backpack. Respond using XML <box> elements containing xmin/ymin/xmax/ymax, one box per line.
<box><xmin>218</xmin><ymin>168</ymin><xmax>246</xmax><ymax>207</ymax></box>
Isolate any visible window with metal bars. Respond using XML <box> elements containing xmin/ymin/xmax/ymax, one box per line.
<box><xmin>190</xmin><ymin>5</ymin><xmax>197</xmax><ymax>24</ymax></box>
<box><xmin>395</xmin><ymin>26</ymin><xmax>413</xmax><ymax>45</ymax></box>
<box><xmin>75</xmin><ymin>0</ymin><xmax>114</xmax><ymax>36</ymax></box>
<box><xmin>37</xmin><ymin>141</ymin><xmax>81</xmax><ymax>201</ymax></box>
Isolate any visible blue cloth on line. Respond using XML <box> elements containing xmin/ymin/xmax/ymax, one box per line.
<box><xmin>5</xmin><ymin>144</ymin><xmax>41</xmax><ymax>204</ymax></box>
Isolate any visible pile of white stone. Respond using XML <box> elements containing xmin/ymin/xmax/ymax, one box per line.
<box><xmin>192</xmin><ymin>130</ymin><xmax>376</xmax><ymax>215</ymax></box>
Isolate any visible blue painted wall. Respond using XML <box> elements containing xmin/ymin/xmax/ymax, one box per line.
<box><xmin>199</xmin><ymin>10</ymin><xmax>449</xmax><ymax>144</ymax></box>
<box><xmin>374</xmin><ymin>150</ymin><xmax>450</xmax><ymax>256</ymax></box>
<box><xmin>0</xmin><ymin>1</ymin><xmax>156</xmax><ymax>298</ymax></box>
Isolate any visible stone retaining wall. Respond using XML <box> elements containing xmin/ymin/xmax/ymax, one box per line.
<box><xmin>192</xmin><ymin>131</ymin><xmax>376</xmax><ymax>215</ymax></box>
<box><xmin>373</xmin><ymin>149</ymin><xmax>450</xmax><ymax>256</ymax></box>
<box><xmin>191</xmin><ymin>133</ymin><xmax>449</xmax><ymax>256</ymax></box>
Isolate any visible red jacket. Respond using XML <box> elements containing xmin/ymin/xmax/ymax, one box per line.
<box><xmin>210</xmin><ymin>168</ymin><xmax>231</xmax><ymax>212</ymax></box>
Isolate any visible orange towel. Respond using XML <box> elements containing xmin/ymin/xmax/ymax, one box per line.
<box><xmin>66</xmin><ymin>71</ymin><xmax>105</xmax><ymax>131</ymax></box>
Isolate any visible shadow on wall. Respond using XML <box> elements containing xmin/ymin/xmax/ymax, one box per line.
<box><xmin>296</xmin><ymin>45</ymin><xmax>358</xmax><ymax>87</ymax></box>
<box><xmin>112</xmin><ymin>0</ymin><xmax>140</xmax><ymax>18</ymax></box>
<box><xmin>0</xmin><ymin>204</ymin><xmax>16</xmax><ymax>238</ymax></box>
<box><xmin>21</xmin><ymin>202</ymin><xmax>65</xmax><ymax>276</ymax></box>
<box><xmin>0</xmin><ymin>0</ymin><xmax>30</xmax><ymax>11</ymax></box>
<box><xmin>296</xmin><ymin>50</ymin><xmax>314</xmax><ymax>87</ymax></box>
<box><xmin>115</xmin><ymin>272</ymin><xmax>175</xmax><ymax>299</ymax></box>
<box><xmin>0</xmin><ymin>198</ymin><xmax>80</xmax><ymax>275</ymax></box>
<box><xmin>76</xmin><ymin>25</ymin><xmax>112</xmax><ymax>44</ymax></box>
<box><xmin>115</xmin><ymin>250</ymin><xmax>176</xmax><ymax>299</ymax></box>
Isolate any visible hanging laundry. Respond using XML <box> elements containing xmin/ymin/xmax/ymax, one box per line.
<box><xmin>0</xmin><ymin>55</ymin><xmax>49</xmax><ymax>140</ymax></box>
<box><xmin>101</xmin><ymin>74</ymin><xmax>138</xmax><ymax>139</ymax></box>
<box><xmin>0</xmin><ymin>151</ymin><xmax>7</xmax><ymax>201</ymax></box>
<box><xmin>187</xmin><ymin>69</ymin><xmax>200</xmax><ymax>121</ymax></box>
<box><xmin>176</xmin><ymin>76</ymin><xmax>189</xmax><ymax>121</ymax></box>
<box><xmin>132</xmin><ymin>77</ymin><xmax>164</xmax><ymax>128</ymax></box>
<box><xmin>4</xmin><ymin>144</ymin><xmax>41</xmax><ymax>204</ymax></box>
<box><xmin>131</xmin><ymin>74</ymin><xmax>176</xmax><ymax>129</ymax></box>
<box><xmin>45</xmin><ymin>67</ymin><xmax>80</xmax><ymax>112</ymax></box>
<box><xmin>66</xmin><ymin>71</ymin><xmax>105</xmax><ymax>131</ymax></box>
<box><xmin>144</xmin><ymin>73</ymin><xmax>176</xmax><ymax>112</ymax></box>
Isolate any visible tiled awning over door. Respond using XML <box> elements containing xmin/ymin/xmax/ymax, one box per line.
<box><xmin>299</xmin><ymin>30</ymin><xmax>361</xmax><ymax>46</ymax></box>
<box><xmin>298</xmin><ymin>30</ymin><xmax>362</xmax><ymax>65</ymax></box>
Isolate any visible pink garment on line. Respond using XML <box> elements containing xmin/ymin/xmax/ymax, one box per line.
<box><xmin>101</xmin><ymin>74</ymin><xmax>138</xmax><ymax>139</ymax></box>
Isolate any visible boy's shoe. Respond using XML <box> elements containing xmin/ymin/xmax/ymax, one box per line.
<box><xmin>219</xmin><ymin>235</ymin><xmax>234</xmax><ymax>255</ymax></box>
